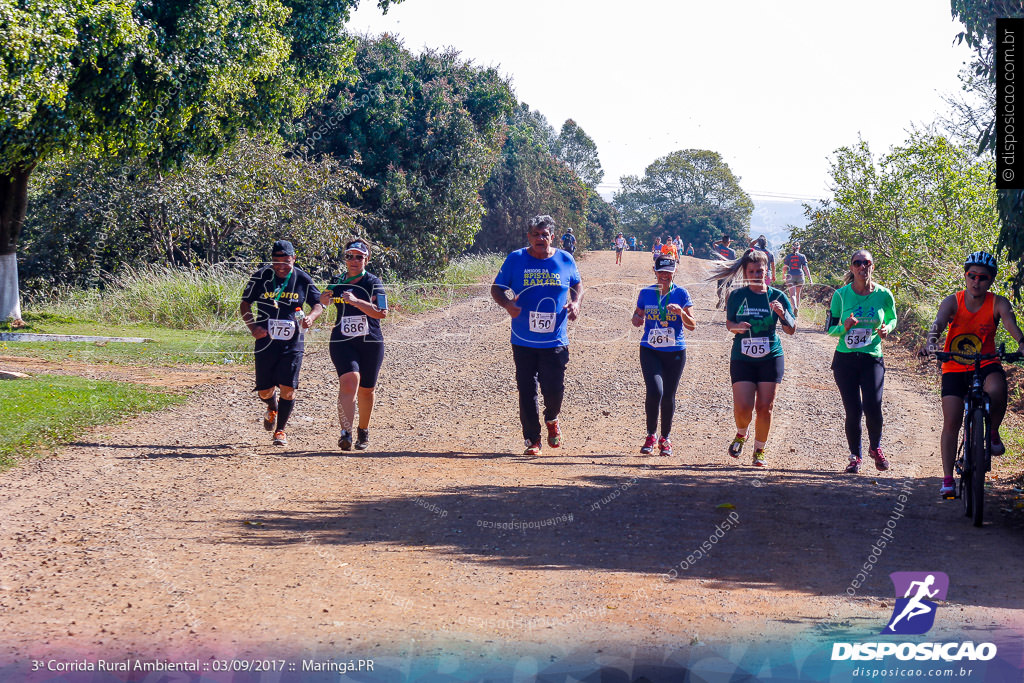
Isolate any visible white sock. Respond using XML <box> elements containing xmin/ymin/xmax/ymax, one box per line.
<box><xmin>754</xmin><ymin>440</ymin><xmax>766</xmax><ymax>451</ymax></box>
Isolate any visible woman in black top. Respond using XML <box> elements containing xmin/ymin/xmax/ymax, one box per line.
<box><xmin>320</xmin><ymin>239</ymin><xmax>388</xmax><ymax>451</ymax></box>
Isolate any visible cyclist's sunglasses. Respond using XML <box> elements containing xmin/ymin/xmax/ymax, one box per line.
<box><xmin>966</xmin><ymin>271</ymin><xmax>991</xmax><ymax>282</ymax></box>
<box><xmin>852</xmin><ymin>259</ymin><xmax>873</xmax><ymax>267</ymax></box>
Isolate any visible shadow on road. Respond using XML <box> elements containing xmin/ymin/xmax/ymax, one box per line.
<box><xmin>220</xmin><ymin>460</ymin><xmax>1024</xmax><ymax>607</ymax></box>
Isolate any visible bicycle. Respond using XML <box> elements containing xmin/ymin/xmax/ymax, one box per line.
<box><xmin>933</xmin><ymin>343</ymin><xmax>1021</xmax><ymax>527</ymax></box>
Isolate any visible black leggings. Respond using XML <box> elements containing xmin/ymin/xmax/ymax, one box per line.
<box><xmin>639</xmin><ymin>346</ymin><xmax>686</xmax><ymax>437</ymax></box>
<box><xmin>831</xmin><ymin>350</ymin><xmax>885</xmax><ymax>457</ymax></box>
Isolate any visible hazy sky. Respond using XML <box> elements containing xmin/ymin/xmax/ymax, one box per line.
<box><xmin>349</xmin><ymin>0</ymin><xmax>977</xmax><ymax>203</ymax></box>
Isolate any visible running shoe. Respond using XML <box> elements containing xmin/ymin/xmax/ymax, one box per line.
<box><xmin>523</xmin><ymin>440</ymin><xmax>542</xmax><ymax>456</ymax></box>
<box><xmin>752</xmin><ymin>448</ymin><xmax>766</xmax><ymax>467</ymax></box>
<box><xmin>869</xmin><ymin>447</ymin><xmax>890</xmax><ymax>471</ymax></box>
<box><xmin>939</xmin><ymin>481</ymin><xmax>956</xmax><ymax>498</ymax></box>
<box><xmin>263</xmin><ymin>408</ymin><xmax>277</xmax><ymax>431</ymax></box>
<box><xmin>272</xmin><ymin>430</ymin><xmax>287</xmax><ymax>446</ymax></box>
<box><xmin>546</xmin><ymin>419</ymin><xmax>561</xmax><ymax>448</ymax></box>
<box><xmin>845</xmin><ymin>455</ymin><xmax>861</xmax><ymax>474</ymax></box>
<box><xmin>338</xmin><ymin>429</ymin><xmax>353</xmax><ymax>451</ymax></box>
<box><xmin>355</xmin><ymin>427</ymin><xmax>369</xmax><ymax>451</ymax></box>
<box><xmin>728</xmin><ymin>434</ymin><xmax>746</xmax><ymax>459</ymax></box>
<box><xmin>640</xmin><ymin>434</ymin><xmax>657</xmax><ymax>455</ymax></box>
<box><xmin>991</xmin><ymin>435</ymin><xmax>1006</xmax><ymax>456</ymax></box>
<box><xmin>658</xmin><ymin>436</ymin><xmax>672</xmax><ymax>456</ymax></box>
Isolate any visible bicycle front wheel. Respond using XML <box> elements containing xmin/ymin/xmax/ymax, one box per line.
<box><xmin>969</xmin><ymin>407</ymin><xmax>987</xmax><ymax>527</ymax></box>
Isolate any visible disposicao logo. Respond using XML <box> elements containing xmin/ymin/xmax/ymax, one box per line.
<box><xmin>883</xmin><ymin>571</ymin><xmax>948</xmax><ymax>635</ymax></box>
<box><xmin>832</xmin><ymin>572</ymin><xmax>998</xmax><ymax>662</ymax></box>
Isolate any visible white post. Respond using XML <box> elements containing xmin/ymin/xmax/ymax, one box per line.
<box><xmin>0</xmin><ymin>252</ymin><xmax>23</xmax><ymax>322</ymax></box>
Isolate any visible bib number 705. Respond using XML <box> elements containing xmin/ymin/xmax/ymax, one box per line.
<box><xmin>741</xmin><ymin>337</ymin><xmax>770</xmax><ymax>358</ymax></box>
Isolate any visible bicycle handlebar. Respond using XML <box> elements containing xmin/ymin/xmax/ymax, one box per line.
<box><xmin>933</xmin><ymin>343</ymin><xmax>1022</xmax><ymax>364</ymax></box>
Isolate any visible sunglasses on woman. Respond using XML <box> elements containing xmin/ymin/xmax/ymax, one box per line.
<box><xmin>345</xmin><ymin>253</ymin><xmax>366</xmax><ymax>261</ymax></box>
<box><xmin>852</xmin><ymin>259</ymin><xmax>873</xmax><ymax>267</ymax></box>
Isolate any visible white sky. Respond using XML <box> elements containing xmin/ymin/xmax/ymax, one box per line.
<box><xmin>349</xmin><ymin>0</ymin><xmax>977</xmax><ymax>203</ymax></box>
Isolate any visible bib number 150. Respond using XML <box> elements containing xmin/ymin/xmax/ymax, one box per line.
<box><xmin>529</xmin><ymin>311</ymin><xmax>556</xmax><ymax>334</ymax></box>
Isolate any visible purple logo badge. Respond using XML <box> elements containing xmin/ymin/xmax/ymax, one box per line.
<box><xmin>883</xmin><ymin>572</ymin><xmax>949</xmax><ymax>635</ymax></box>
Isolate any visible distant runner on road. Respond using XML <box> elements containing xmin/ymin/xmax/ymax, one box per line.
<box><xmin>560</xmin><ymin>227</ymin><xmax>576</xmax><ymax>255</ymax></box>
<box><xmin>749</xmin><ymin>235</ymin><xmax>776</xmax><ymax>285</ymax></box>
<box><xmin>321</xmin><ymin>239</ymin><xmax>388</xmax><ymax>452</ymax></box>
<box><xmin>240</xmin><ymin>240</ymin><xmax>324</xmax><ymax>446</ymax></box>
<box><xmin>827</xmin><ymin>250</ymin><xmax>895</xmax><ymax>474</ymax></box>
<box><xmin>707</xmin><ymin>248</ymin><xmax>795</xmax><ymax>468</ymax></box>
<box><xmin>492</xmin><ymin>215</ymin><xmax>582</xmax><ymax>455</ymax></box>
<box><xmin>711</xmin><ymin>234</ymin><xmax>736</xmax><ymax>261</ymax></box>
<box><xmin>783</xmin><ymin>242</ymin><xmax>812</xmax><ymax>316</ymax></box>
<box><xmin>614</xmin><ymin>233</ymin><xmax>626</xmax><ymax>266</ymax></box>
<box><xmin>631</xmin><ymin>256</ymin><xmax>695</xmax><ymax>456</ymax></box>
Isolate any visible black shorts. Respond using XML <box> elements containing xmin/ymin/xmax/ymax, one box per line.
<box><xmin>329</xmin><ymin>338</ymin><xmax>385</xmax><ymax>388</ymax></box>
<box><xmin>730</xmin><ymin>355</ymin><xmax>785</xmax><ymax>384</ymax></box>
<box><xmin>254</xmin><ymin>350</ymin><xmax>303</xmax><ymax>391</ymax></box>
<box><xmin>941</xmin><ymin>363</ymin><xmax>1005</xmax><ymax>398</ymax></box>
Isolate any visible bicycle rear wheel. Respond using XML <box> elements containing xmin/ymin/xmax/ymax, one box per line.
<box><xmin>969</xmin><ymin>407</ymin><xmax>987</xmax><ymax>527</ymax></box>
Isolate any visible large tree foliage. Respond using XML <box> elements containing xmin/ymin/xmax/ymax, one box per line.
<box><xmin>951</xmin><ymin>0</ymin><xmax>1024</xmax><ymax>297</ymax></box>
<box><xmin>791</xmin><ymin>131</ymin><xmax>1002</xmax><ymax>304</ymax></box>
<box><xmin>474</xmin><ymin>104</ymin><xmax>589</xmax><ymax>253</ymax></box>
<box><xmin>613</xmin><ymin>149</ymin><xmax>753</xmax><ymax>253</ymax></box>
<box><xmin>20</xmin><ymin>136</ymin><xmax>366</xmax><ymax>292</ymax></box>
<box><xmin>0</xmin><ymin>0</ymin><xmax>399</xmax><ymax>319</ymax></box>
<box><xmin>553</xmin><ymin>119</ymin><xmax>603</xmax><ymax>189</ymax></box>
<box><xmin>300</xmin><ymin>36</ymin><xmax>512</xmax><ymax>278</ymax></box>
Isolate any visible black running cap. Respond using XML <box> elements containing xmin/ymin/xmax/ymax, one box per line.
<box><xmin>654</xmin><ymin>256</ymin><xmax>677</xmax><ymax>272</ymax></box>
<box><xmin>271</xmin><ymin>240</ymin><xmax>295</xmax><ymax>256</ymax></box>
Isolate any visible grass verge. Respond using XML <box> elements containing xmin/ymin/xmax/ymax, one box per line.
<box><xmin>0</xmin><ymin>374</ymin><xmax>185</xmax><ymax>470</ymax></box>
<box><xmin>0</xmin><ymin>322</ymin><xmax>251</xmax><ymax>366</ymax></box>
<box><xmin>3</xmin><ymin>254</ymin><xmax>508</xmax><ymax>366</ymax></box>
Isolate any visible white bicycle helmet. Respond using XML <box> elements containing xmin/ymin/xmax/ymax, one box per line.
<box><xmin>964</xmin><ymin>251</ymin><xmax>997</xmax><ymax>275</ymax></box>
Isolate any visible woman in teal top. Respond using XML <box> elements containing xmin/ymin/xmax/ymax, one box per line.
<box><xmin>827</xmin><ymin>249</ymin><xmax>897</xmax><ymax>474</ymax></box>
<box><xmin>707</xmin><ymin>248</ymin><xmax>796</xmax><ymax>468</ymax></box>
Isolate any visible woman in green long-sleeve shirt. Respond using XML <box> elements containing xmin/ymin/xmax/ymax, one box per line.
<box><xmin>827</xmin><ymin>250</ymin><xmax>898</xmax><ymax>474</ymax></box>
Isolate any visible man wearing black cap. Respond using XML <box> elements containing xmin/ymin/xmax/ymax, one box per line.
<box><xmin>240</xmin><ymin>240</ymin><xmax>324</xmax><ymax>446</ymax></box>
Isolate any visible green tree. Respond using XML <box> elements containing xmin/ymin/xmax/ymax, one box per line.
<box><xmin>301</xmin><ymin>36</ymin><xmax>512</xmax><ymax>278</ymax></box>
<box><xmin>553</xmin><ymin>119</ymin><xmax>603</xmax><ymax>189</ymax></box>
<box><xmin>951</xmin><ymin>0</ymin><xmax>1024</xmax><ymax>296</ymax></box>
<box><xmin>585</xmin><ymin>188</ymin><xmax>619</xmax><ymax>248</ymax></box>
<box><xmin>20</xmin><ymin>136</ymin><xmax>367</xmax><ymax>292</ymax></box>
<box><xmin>791</xmin><ymin>131</ymin><xmax>1000</xmax><ymax>302</ymax></box>
<box><xmin>475</xmin><ymin>104</ymin><xmax>588</xmax><ymax>253</ymax></box>
<box><xmin>0</xmin><ymin>0</ymin><xmax>400</xmax><ymax>321</ymax></box>
<box><xmin>613</xmin><ymin>149</ymin><xmax>753</xmax><ymax>250</ymax></box>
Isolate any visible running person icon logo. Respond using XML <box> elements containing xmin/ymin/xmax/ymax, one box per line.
<box><xmin>883</xmin><ymin>571</ymin><xmax>949</xmax><ymax>635</ymax></box>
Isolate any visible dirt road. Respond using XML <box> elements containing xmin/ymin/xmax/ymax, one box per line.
<box><xmin>2</xmin><ymin>250</ymin><xmax>1024</xmax><ymax>666</ymax></box>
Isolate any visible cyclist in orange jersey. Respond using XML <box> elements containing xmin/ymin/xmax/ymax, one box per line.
<box><xmin>926</xmin><ymin>251</ymin><xmax>1024</xmax><ymax>497</ymax></box>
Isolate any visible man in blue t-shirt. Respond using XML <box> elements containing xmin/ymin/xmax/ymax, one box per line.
<box><xmin>492</xmin><ymin>215</ymin><xmax>582</xmax><ymax>455</ymax></box>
